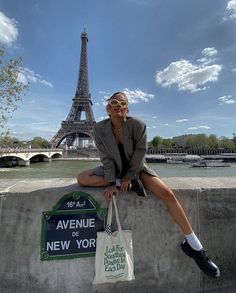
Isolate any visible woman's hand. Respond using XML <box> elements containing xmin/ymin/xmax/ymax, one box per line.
<box><xmin>104</xmin><ymin>185</ymin><xmax>119</xmax><ymax>200</ymax></box>
<box><xmin>120</xmin><ymin>178</ymin><xmax>132</xmax><ymax>193</ymax></box>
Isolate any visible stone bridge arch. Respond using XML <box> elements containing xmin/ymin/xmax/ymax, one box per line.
<box><xmin>0</xmin><ymin>149</ymin><xmax>63</xmax><ymax>167</ymax></box>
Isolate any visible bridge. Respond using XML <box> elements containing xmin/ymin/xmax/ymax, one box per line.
<box><xmin>0</xmin><ymin>149</ymin><xmax>63</xmax><ymax>167</ymax></box>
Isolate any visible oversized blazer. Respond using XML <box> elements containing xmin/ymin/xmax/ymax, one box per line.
<box><xmin>93</xmin><ymin>116</ymin><xmax>157</xmax><ymax>182</ymax></box>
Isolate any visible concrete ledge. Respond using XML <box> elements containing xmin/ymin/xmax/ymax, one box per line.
<box><xmin>0</xmin><ymin>178</ymin><xmax>236</xmax><ymax>293</ymax></box>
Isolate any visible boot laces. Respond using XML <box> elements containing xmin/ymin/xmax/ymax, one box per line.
<box><xmin>199</xmin><ymin>249</ymin><xmax>210</xmax><ymax>262</ymax></box>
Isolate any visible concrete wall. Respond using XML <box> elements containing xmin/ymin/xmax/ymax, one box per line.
<box><xmin>0</xmin><ymin>178</ymin><xmax>236</xmax><ymax>293</ymax></box>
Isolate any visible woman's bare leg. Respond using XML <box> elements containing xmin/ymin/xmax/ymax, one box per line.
<box><xmin>77</xmin><ymin>169</ymin><xmax>109</xmax><ymax>187</ymax></box>
<box><xmin>140</xmin><ymin>172</ymin><xmax>193</xmax><ymax>235</ymax></box>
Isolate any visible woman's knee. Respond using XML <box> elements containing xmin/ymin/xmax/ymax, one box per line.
<box><xmin>140</xmin><ymin>173</ymin><xmax>177</xmax><ymax>203</ymax></box>
<box><xmin>77</xmin><ymin>173</ymin><xmax>86</xmax><ymax>186</ymax></box>
<box><xmin>77</xmin><ymin>170</ymin><xmax>92</xmax><ymax>186</ymax></box>
<box><xmin>160</xmin><ymin>188</ymin><xmax>178</xmax><ymax>204</ymax></box>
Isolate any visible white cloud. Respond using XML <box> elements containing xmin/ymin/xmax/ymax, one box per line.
<box><xmin>188</xmin><ymin>126</ymin><xmax>211</xmax><ymax>131</ymax></box>
<box><xmin>232</xmin><ymin>68</ymin><xmax>236</xmax><ymax>72</ymax></box>
<box><xmin>197</xmin><ymin>47</ymin><xmax>218</xmax><ymax>65</ymax></box>
<box><xmin>30</xmin><ymin>121</ymin><xmax>50</xmax><ymax>125</ymax></box>
<box><xmin>122</xmin><ymin>88</ymin><xmax>154</xmax><ymax>104</ymax></box>
<box><xmin>156</xmin><ymin>48</ymin><xmax>222</xmax><ymax>93</ymax></box>
<box><xmin>17</xmin><ymin>72</ymin><xmax>28</xmax><ymax>85</ymax></box>
<box><xmin>103</xmin><ymin>88</ymin><xmax>154</xmax><ymax>104</ymax></box>
<box><xmin>18</xmin><ymin>67</ymin><xmax>53</xmax><ymax>87</ymax></box>
<box><xmin>0</xmin><ymin>11</ymin><xmax>18</xmax><ymax>46</ymax></box>
<box><xmin>202</xmin><ymin>47</ymin><xmax>218</xmax><ymax>57</ymax></box>
<box><xmin>12</xmin><ymin>131</ymin><xmax>24</xmax><ymax>135</ymax></box>
<box><xmin>218</xmin><ymin>95</ymin><xmax>235</xmax><ymax>105</ymax></box>
<box><xmin>176</xmin><ymin>119</ymin><xmax>189</xmax><ymax>123</ymax></box>
<box><xmin>224</xmin><ymin>0</ymin><xmax>236</xmax><ymax>20</ymax></box>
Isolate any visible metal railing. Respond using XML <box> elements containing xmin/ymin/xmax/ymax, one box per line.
<box><xmin>0</xmin><ymin>148</ymin><xmax>63</xmax><ymax>153</ymax></box>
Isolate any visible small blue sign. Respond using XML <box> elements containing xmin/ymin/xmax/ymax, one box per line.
<box><xmin>40</xmin><ymin>191</ymin><xmax>107</xmax><ymax>261</ymax></box>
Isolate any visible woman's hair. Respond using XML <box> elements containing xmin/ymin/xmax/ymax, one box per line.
<box><xmin>106</xmin><ymin>92</ymin><xmax>128</xmax><ymax>101</ymax></box>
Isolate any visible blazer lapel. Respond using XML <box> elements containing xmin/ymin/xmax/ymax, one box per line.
<box><xmin>103</xmin><ymin>120</ymin><xmax>122</xmax><ymax>172</ymax></box>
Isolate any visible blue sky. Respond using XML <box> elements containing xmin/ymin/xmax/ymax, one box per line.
<box><xmin>0</xmin><ymin>0</ymin><xmax>236</xmax><ymax>142</ymax></box>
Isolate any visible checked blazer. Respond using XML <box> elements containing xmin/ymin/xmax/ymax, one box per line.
<box><xmin>93</xmin><ymin>116</ymin><xmax>157</xmax><ymax>183</ymax></box>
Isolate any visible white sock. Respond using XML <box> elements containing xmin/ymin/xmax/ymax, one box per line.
<box><xmin>185</xmin><ymin>232</ymin><xmax>203</xmax><ymax>251</ymax></box>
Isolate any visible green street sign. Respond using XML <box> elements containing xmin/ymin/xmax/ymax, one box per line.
<box><xmin>40</xmin><ymin>191</ymin><xmax>107</xmax><ymax>261</ymax></box>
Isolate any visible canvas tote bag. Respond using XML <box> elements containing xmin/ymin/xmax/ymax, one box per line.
<box><xmin>93</xmin><ymin>196</ymin><xmax>135</xmax><ymax>284</ymax></box>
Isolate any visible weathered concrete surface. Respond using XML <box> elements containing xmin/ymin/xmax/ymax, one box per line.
<box><xmin>0</xmin><ymin>177</ymin><xmax>236</xmax><ymax>293</ymax></box>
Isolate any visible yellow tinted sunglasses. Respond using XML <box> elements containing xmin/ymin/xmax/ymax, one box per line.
<box><xmin>108</xmin><ymin>99</ymin><xmax>128</xmax><ymax>108</ymax></box>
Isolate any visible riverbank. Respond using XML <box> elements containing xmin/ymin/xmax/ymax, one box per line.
<box><xmin>55</xmin><ymin>153</ymin><xmax>236</xmax><ymax>163</ymax></box>
<box><xmin>53</xmin><ymin>157</ymin><xmax>100</xmax><ymax>161</ymax></box>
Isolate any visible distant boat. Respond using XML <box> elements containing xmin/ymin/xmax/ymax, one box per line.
<box><xmin>166</xmin><ymin>159</ymin><xmax>184</xmax><ymax>164</ymax></box>
<box><xmin>191</xmin><ymin>160</ymin><xmax>231</xmax><ymax>168</ymax></box>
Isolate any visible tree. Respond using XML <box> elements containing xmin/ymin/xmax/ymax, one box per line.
<box><xmin>0</xmin><ymin>48</ymin><xmax>28</xmax><ymax>133</ymax></box>
<box><xmin>30</xmin><ymin>137</ymin><xmax>50</xmax><ymax>148</ymax></box>
<box><xmin>233</xmin><ymin>133</ymin><xmax>236</xmax><ymax>150</ymax></box>
<box><xmin>219</xmin><ymin>136</ymin><xmax>234</xmax><ymax>149</ymax></box>
<box><xmin>208</xmin><ymin>134</ymin><xmax>219</xmax><ymax>149</ymax></box>
<box><xmin>161</xmin><ymin>138</ymin><xmax>175</xmax><ymax>148</ymax></box>
<box><xmin>149</xmin><ymin>136</ymin><xmax>162</xmax><ymax>147</ymax></box>
<box><xmin>185</xmin><ymin>135</ymin><xmax>196</xmax><ymax>148</ymax></box>
<box><xmin>0</xmin><ymin>135</ymin><xmax>19</xmax><ymax>148</ymax></box>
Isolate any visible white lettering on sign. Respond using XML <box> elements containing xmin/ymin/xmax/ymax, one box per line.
<box><xmin>67</xmin><ymin>200</ymin><xmax>86</xmax><ymax>208</ymax></box>
<box><xmin>72</xmin><ymin>231</ymin><xmax>80</xmax><ymax>237</ymax></box>
<box><xmin>56</xmin><ymin>218</ymin><xmax>95</xmax><ymax>230</ymax></box>
<box><xmin>76</xmin><ymin>239</ymin><xmax>96</xmax><ymax>249</ymax></box>
<box><xmin>46</xmin><ymin>240</ymin><xmax>71</xmax><ymax>251</ymax></box>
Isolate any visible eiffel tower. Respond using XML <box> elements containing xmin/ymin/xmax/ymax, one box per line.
<box><xmin>50</xmin><ymin>30</ymin><xmax>96</xmax><ymax>148</ymax></box>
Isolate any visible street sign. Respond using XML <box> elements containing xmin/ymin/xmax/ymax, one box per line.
<box><xmin>40</xmin><ymin>191</ymin><xmax>107</xmax><ymax>261</ymax></box>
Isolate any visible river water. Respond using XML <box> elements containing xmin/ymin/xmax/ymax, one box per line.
<box><xmin>0</xmin><ymin>160</ymin><xmax>236</xmax><ymax>179</ymax></box>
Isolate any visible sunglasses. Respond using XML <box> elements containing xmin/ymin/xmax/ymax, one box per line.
<box><xmin>108</xmin><ymin>99</ymin><xmax>128</xmax><ymax>108</ymax></box>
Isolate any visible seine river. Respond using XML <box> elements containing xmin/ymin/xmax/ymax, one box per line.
<box><xmin>0</xmin><ymin>160</ymin><xmax>236</xmax><ymax>179</ymax></box>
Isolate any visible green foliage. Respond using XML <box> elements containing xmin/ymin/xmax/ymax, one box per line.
<box><xmin>161</xmin><ymin>138</ymin><xmax>175</xmax><ymax>148</ymax></box>
<box><xmin>149</xmin><ymin>136</ymin><xmax>162</xmax><ymax>147</ymax></box>
<box><xmin>149</xmin><ymin>133</ymin><xmax>235</xmax><ymax>150</ymax></box>
<box><xmin>233</xmin><ymin>133</ymin><xmax>236</xmax><ymax>150</ymax></box>
<box><xmin>186</xmin><ymin>134</ymin><xmax>208</xmax><ymax>148</ymax></box>
<box><xmin>30</xmin><ymin>137</ymin><xmax>50</xmax><ymax>148</ymax></box>
<box><xmin>0</xmin><ymin>135</ymin><xmax>49</xmax><ymax>149</ymax></box>
<box><xmin>149</xmin><ymin>136</ymin><xmax>175</xmax><ymax>148</ymax></box>
<box><xmin>0</xmin><ymin>135</ymin><xmax>24</xmax><ymax>148</ymax></box>
<box><xmin>208</xmin><ymin>134</ymin><xmax>219</xmax><ymax>149</ymax></box>
<box><xmin>218</xmin><ymin>136</ymin><xmax>234</xmax><ymax>149</ymax></box>
<box><xmin>0</xmin><ymin>48</ymin><xmax>29</xmax><ymax>133</ymax></box>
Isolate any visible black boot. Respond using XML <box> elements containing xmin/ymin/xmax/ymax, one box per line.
<box><xmin>181</xmin><ymin>240</ymin><xmax>220</xmax><ymax>278</ymax></box>
<box><xmin>131</xmin><ymin>179</ymin><xmax>147</xmax><ymax>197</ymax></box>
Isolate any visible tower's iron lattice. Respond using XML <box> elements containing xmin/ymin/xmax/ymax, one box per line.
<box><xmin>50</xmin><ymin>31</ymin><xmax>96</xmax><ymax>148</ymax></box>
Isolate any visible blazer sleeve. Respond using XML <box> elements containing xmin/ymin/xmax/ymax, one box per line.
<box><xmin>93</xmin><ymin>125</ymin><xmax>117</xmax><ymax>182</ymax></box>
<box><xmin>124</xmin><ymin>121</ymin><xmax>147</xmax><ymax>179</ymax></box>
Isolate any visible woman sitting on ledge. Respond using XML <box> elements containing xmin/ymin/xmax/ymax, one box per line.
<box><xmin>77</xmin><ymin>91</ymin><xmax>220</xmax><ymax>278</ymax></box>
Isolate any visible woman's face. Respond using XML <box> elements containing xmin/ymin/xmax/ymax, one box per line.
<box><xmin>107</xmin><ymin>93</ymin><xmax>129</xmax><ymax>119</ymax></box>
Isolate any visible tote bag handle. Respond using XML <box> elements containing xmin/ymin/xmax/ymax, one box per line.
<box><xmin>106</xmin><ymin>196</ymin><xmax>122</xmax><ymax>232</ymax></box>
